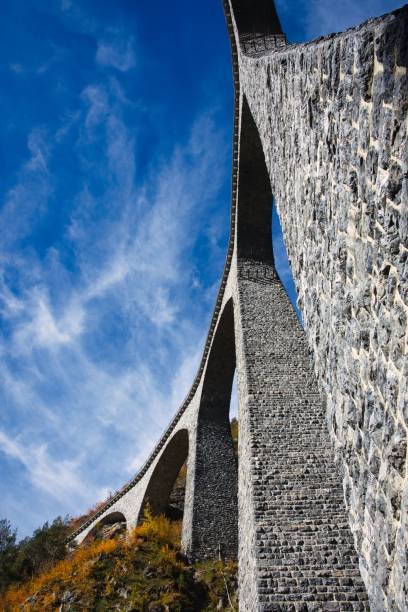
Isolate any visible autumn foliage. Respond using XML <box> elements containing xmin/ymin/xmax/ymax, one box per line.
<box><xmin>1</xmin><ymin>510</ymin><xmax>237</xmax><ymax>611</ymax></box>
<box><xmin>2</xmin><ymin>539</ymin><xmax>117</xmax><ymax>611</ymax></box>
<box><xmin>1</xmin><ymin>420</ymin><xmax>240</xmax><ymax>610</ymax></box>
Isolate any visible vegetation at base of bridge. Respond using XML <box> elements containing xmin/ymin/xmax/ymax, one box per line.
<box><xmin>0</xmin><ymin>419</ymin><xmax>239</xmax><ymax>609</ymax></box>
<box><xmin>0</xmin><ymin>508</ymin><xmax>238</xmax><ymax>611</ymax></box>
<box><xmin>230</xmin><ymin>418</ymin><xmax>238</xmax><ymax>455</ymax></box>
<box><xmin>0</xmin><ymin>517</ymin><xmax>71</xmax><ymax>595</ymax></box>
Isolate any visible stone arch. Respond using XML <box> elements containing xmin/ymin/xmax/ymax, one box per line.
<box><xmin>190</xmin><ymin>298</ymin><xmax>238</xmax><ymax>560</ymax></box>
<box><xmin>83</xmin><ymin>511</ymin><xmax>126</xmax><ymax>543</ymax></box>
<box><xmin>237</xmin><ymin>95</ymin><xmax>298</xmax><ymax>306</ymax></box>
<box><xmin>140</xmin><ymin>428</ymin><xmax>189</xmax><ymax>519</ymax></box>
<box><xmin>199</xmin><ymin>299</ymin><xmax>236</xmax><ymax>421</ymax></box>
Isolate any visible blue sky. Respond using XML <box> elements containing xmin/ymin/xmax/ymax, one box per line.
<box><xmin>0</xmin><ymin>0</ymin><xmax>403</xmax><ymax>537</ymax></box>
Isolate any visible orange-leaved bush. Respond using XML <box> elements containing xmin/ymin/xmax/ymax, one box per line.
<box><xmin>1</xmin><ymin>509</ymin><xmax>237</xmax><ymax>611</ymax></box>
<box><xmin>1</xmin><ymin>538</ymin><xmax>118</xmax><ymax>611</ymax></box>
<box><xmin>131</xmin><ymin>504</ymin><xmax>182</xmax><ymax>547</ymax></box>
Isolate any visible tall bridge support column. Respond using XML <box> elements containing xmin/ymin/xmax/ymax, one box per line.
<box><xmin>184</xmin><ymin>299</ymin><xmax>239</xmax><ymax>561</ymax></box>
<box><xmin>235</xmin><ymin>262</ymin><xmax>369</xmax><ymax>610</ymax></box>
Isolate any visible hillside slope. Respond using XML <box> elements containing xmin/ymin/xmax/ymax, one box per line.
<box><xmin>2</xmin><ymin>512</ymin><xmax>237</xmax><ymax>611</ymax></box>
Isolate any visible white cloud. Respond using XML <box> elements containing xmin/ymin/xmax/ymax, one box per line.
<box><xmin>0</xmin><ymin>429</ymin><xmax>91</xmax><ymax>504</ymax></box>
<box><xmin>81</xmin><ymin>84</ymin><xmax>110</xmax><ymax>131</ymax></box>
<box><xmin>0</xmin><ymin>128</ymin><xmax>53</xmax><ymax>248</ymax></box>
<box><xmin>96</xmin><ymin>36</ymin><xmax>136</xmax><ymax>72</ymax></box>
<box><xmin>13</xmin><ymin>291</ymin><xmax>85</xmax><ymax>353</ymax></box>
<box><xmin>126</xmin><ymin>341</ymin><xmax>203</xmax><ymax>474</ymax></box>
<box><xmin>0</xmin><ymin>275</ymin><xmax>24</xmax><ymax>317</ymax></box>
<box><xmin>0</xmin><ymin>70</ymin><xmax>228</xmax><ymax>531</ymax></box>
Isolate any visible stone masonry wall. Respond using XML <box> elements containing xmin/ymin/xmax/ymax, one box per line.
<box><xmin>191</xmin><ymin>299</ymin><xmax>238</xmax><ymax>561</ymax></box>
<box><xmin>235</xmin><ymin>260</ymin><xmax>369</xmax><ymax>611</ymax></box>
<box><xmin>239</xmin><ymin>6</ymin><xmax>408</xmax><ymax>610</ymax></box>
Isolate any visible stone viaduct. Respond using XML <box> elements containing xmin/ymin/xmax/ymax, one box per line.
<box><xmin>69</xmin><ymin>1</ymin><xmax>408</xmax><ymax>610</ymax></box>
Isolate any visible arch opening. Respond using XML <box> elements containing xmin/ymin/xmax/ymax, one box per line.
<box><xmin>272</xmin><ymin>203</ymin><xmax>302</xmax><ymax>322</ymax></box>
<box><xmin>83</xmin><ymin>511</ymin><xmax>127</xmax><ymax>544</ymax></box>
<box><xmin>140</xmin><ymin>428</ymin><xmax>189</xmax><ymax>522</ymax></box>
<box><xmin>193</xmin><ymin>298</ymin><xmax>238</xmax><ymax>560</ymax></box>
<box><xmin>238</xmin><ymin>96</ymin><xmax>301</xmax><ymax>318</ymax></box>
<box><xmin>167</xmin><ymin>463</ymin><xmax>187</xmax><ymax>521</ymax></box>
<box><xmin>230</xmin><ymin>370</ymin><xmax>238</xmax><ymax>455</ymax></box>
<box><xmin>237</xmin><ymin>96</ymin><xmax>273</xmax><ymax>263</ymax></box>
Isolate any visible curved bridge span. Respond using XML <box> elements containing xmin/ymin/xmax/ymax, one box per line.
<box><xmin>70</xmin><ymin>2</ymin><xmax>408</xmax><ymax>610</ymax></box>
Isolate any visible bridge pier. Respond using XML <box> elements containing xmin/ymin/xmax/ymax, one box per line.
<box><xmin>187</xmin><ymin>298</ymin><xmax>238</xmax><ymax>561</ymax></box>
<box><xmin>235</xmin><ymin>261</ymin><xmax>369</xmax><ymax>609</ymax></box>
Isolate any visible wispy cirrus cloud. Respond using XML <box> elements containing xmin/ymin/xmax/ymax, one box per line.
<box><xmin>0</xmin><ymin>129</ymin><xmax>53</xmax><ymax>248</ymax></box>
<box><xmin>0</xmin><ymin>429</ymin><xmax>92</xmax><ymax>504</ymax></box>
<box><xmin>96</xmin><ymin>34</ymin><xmax>136</xmax><ymax>72</ymax></box>
<box><xmin>0</xmin><ymin>63</ymin><xmax>228</xmax><ymax>534</ymax></box>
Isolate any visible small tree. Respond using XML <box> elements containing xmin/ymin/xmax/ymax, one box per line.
<box><xmin>13</xmin><ymin>516</ymin><xmax>70</xmax><ymax>580</ymax></box>
<box><xmin>0</xmin><ymin>519</ymin><xmax>17</xmax><ymax>591</ymax></box>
